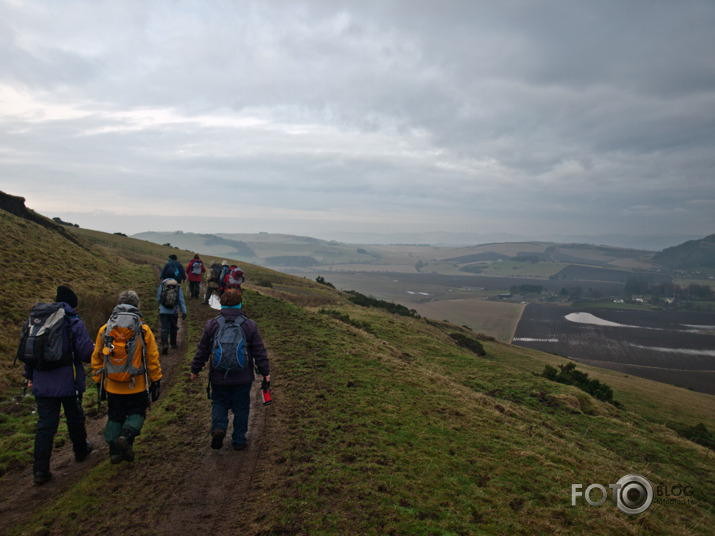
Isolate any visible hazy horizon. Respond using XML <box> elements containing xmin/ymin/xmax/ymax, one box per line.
<box><xmin>2</xmin><ymin>1</ymin><xmax>714</xmax><ymax>247</ymax></box>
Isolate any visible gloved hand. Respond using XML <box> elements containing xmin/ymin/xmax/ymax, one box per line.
<box><xmin>96</xmin><ymin>383</ymin><xmax>106</xmax><ymax>401</ymax></box>
<box><xmin>150</xmin><ymin>380</ymin><xmax>161</xmax><ymax>402</ymax></box>
<box><xmin>182</xmin><ymin>312</ymin><xmax>187</xmax><ymax>319</ymax></box>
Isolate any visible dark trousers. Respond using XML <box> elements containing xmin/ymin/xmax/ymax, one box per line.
<box><xmin>211</xmin><ymin>383</ymin><xmax>251</xmax><ymax>447</ymax></box>
<box><xmin>105</xmin><ymin>392</ymin><xmax>148</xmax><ymax>454</ymax></box>
<box><xmin>188</xmin><ymin>280</ymin><xmax>201</xmax><ymax>298</ymax></box>
<box><xmin>34</xmin><ymin>395</ymin><xmax>87</xmax><ymax>473</ymax></box>
<box><xmin>159</xmin><ymin>313</ymin><xmax>178</xmax><ymax>347</ymax></box>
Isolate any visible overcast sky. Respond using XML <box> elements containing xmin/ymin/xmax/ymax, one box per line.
<box><xmin>1</xmin><ymin>0</ymin><xmax>714</xmax><ymax>248</ymax></box>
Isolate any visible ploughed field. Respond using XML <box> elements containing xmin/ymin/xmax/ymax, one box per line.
<box><xmin>512</xmin><ymin>304</ymin><xmax>715</xmax><ymax>395</ymax></box>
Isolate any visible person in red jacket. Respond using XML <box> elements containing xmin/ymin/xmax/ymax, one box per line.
<box><xmin>186</xmin><ymin>254</ymin><xmax>206</xmax><ymax>299</ymax></box>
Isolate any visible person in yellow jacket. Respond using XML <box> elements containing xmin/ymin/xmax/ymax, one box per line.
<box><xmin>91</xmin><ymin>290</ymin><xmax>162</xmax><ymax>464</ymax></box>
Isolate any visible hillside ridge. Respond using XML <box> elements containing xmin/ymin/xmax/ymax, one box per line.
<box><xmin>0</xmin><ymin>198</ymin><xmax>713</xmax><ymax>535</ymax></box>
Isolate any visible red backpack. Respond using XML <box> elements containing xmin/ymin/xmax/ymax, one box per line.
<box><xmin>225</xmin><ymin>267</ymin><xmax>244</xmax><ymax>289</ymax></box>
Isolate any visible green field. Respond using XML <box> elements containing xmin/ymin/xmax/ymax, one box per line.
<box><xmin>1</xmin><ymin>207</ymin><xmax>713</xmax><ymax>535</ymax></box>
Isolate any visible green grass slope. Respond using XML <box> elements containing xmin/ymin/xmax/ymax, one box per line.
<box><xmin>1</xmin><ymin>208</ymin><xmax>713</xmax><ymax>535</ymax></box>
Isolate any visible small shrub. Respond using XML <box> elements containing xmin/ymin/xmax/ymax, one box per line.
<box><xmin>345</xmin><ymin>291</ymin><xmax>419</xmax><ymax>318</ymax></box>
<box><xmin>667</xmin><ymin>422</ymin><xmax>715</xmax><ymax>450</ymax></box>
<box><xmin>257</xmin><ymin>279</ymin><xmax>274</xmax><ymax>288</ymax></box>
<box><xmin>316</xmin><ymin>276</ymin><xmax>335</xmax><ymax>288</ymax></box>
<box><xmin>449</xmin><ymin>333</ymin><xmax>486</xmax><ymax>356</ymax></box>
<box><xmin>541</xmin><ymin>363</ymin><xmax>619</xmax><ymax>406</ymax></box>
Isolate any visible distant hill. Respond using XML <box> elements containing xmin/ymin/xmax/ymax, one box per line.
<box><xmin>653</xmin><ymin>234</ymin><xmax>715</xmax><ymax>271</ymax></box>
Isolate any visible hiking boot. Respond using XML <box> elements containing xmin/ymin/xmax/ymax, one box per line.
<box><xmin>233</xmin><ymin>443</ymin><xmax>247</xmax><ymax>451</ymax></box>
<box><xmin>33</xmin><ymin>471</ymin><xmax>53</xmax><ymax>485</ymax></box>
<box><xmin>110</xmin><ymin>454</ymin><xmax>123</xmax><ymax>464</ymax></box>
<box><xmin>115</xmin><ymin>436</ymin><xmax>135</xmax><ymax>462</ymax></box>
<box><xmin>75</xmin><ymin>440</ymin><xmax>94</xmax><ymax>462</ymax></box>
<box><xmin>162</xmin><ymin>345</ymin><xmax>168</xmax><ymax>355</ymax></box>
<box><xmin>211</xmin><ymin>429</ymin><xmax>226</xmax><ymax>450</ymax></box>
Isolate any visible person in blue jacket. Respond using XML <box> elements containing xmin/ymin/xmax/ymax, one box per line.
<box><xmin>160</xmin><ymin>254</ymin><xmax>186</xmax><ymax>285</ymax></box>
<box><xmin>23</xmin><ymin>285</ymin><xmax>95</xmax><ymax>485</ymax></box>
<box><xmin>157</xmin><ymin>278</ymin><xmax>187</xmax><ymax>354</ymax></box>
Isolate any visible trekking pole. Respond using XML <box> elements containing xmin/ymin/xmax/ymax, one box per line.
<box><xmin>142</xmin><ymin>349</ymin><xmax>151</xmax><ymax>408</ymax></box>
<box><xmin>98</xmin><ymin>371</ymin><xmax>105</xmax><ymax>411</ymax></box>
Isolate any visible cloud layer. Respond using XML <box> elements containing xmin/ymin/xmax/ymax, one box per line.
<box><xmin>1</xmin><ymin>0</ymin><xmax>713</xmax><ymax>247</ymax></box>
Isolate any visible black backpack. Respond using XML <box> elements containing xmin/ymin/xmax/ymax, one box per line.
<box><xmin>16</xmin><ymin>303</ymin><xmax>73</xmax><ymax>370</ymax></box>
<box><xmin>209</xmin><ymin>264</ymin><xmax>222</xmax><ymax>282</ymax></box>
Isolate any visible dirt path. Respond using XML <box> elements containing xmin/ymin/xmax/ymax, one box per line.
<box><xmin>0</xmin><ymin>292</ymin><xmax>188</xmax><ymax>535</ymax></box>
<box><xmin>152</xmin><ymin>379</ymin><xmax>271</xmax><ymax>535</ymax></box>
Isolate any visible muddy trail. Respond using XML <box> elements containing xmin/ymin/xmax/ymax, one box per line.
<box><xmin>0</xmin><ymin>281</ymin><xmax>276</xmax><ymax>535</ymax></box>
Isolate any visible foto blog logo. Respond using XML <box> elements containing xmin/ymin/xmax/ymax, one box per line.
<box><xmin>572</xmin><ymin>474</ymin><xmax>653</xmax><ymax>515</ymax></box>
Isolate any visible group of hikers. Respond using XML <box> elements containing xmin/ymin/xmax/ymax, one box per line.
<box><xmin>16</xmin><ymin>254</ymin><xmax>269</xmax><ymax>485</ymax></box>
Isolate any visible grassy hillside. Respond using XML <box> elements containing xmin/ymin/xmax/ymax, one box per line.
<box><xmin>1</xmin><ymin>207</ymin><xmax>713</xmax><ymax>535</ymax></box>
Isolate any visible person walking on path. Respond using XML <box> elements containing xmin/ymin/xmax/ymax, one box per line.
<box><xmin>160</xmin><ymin>254</ymin><xmax>186</xmax><ymax>285</ymax></box>
<box><xmin>190</xmin><ymin>288</ymin><xmax>270</xmax><ymax>450</ymax></box>
<box><xmin>157</xmin><ymin>277</ymin><xmax>187</xmax><ymax>354</ymax></box>
<box><xmin>20</xmin><ymin>285</ymin><xmax>95</xmax><ymax>484</ymax></box>
<box><xmin>217</xmin><ymin>260</ymin><xmax>229</xmax><ymax>295</ymax></box>
<box><xmin>186</xmin><ymin>254</ymin><xmax>205</xmax><ymax>299</ymax></box>
<box><xmin>91</xmin><ymin>290</ymin><xmax>162</xmax><ymax>464</ymax></box>
<box><xmin>204</xmin><ymin>260</ymin><xmax>222</xmax><ymax>305</ymax></box>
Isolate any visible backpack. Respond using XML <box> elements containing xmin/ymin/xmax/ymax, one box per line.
<box><xmin>226</xmin><ymin>267</ymin><xmax>244</xmax><ymax>289</ymax></box>
<box><xmin>211</xmin><ymin>315</ymin><xmax>248</xmax><ymax>378</ymax></box>
<box><xmin>99</xmin><ymin>304</ymin><xmax>146</xmax><ymax>384</ymax></box>
<box><xmin>209</xmin><ymin>264</ymin><xmax>222</xmax><ymax>282</ymax></box>
<box><xmin>15</xmin><ymin>303</ymin><xmax>72</xmax><ymax>370</ymax></box>
<box><xmin>160</xmin><ymin>279</ymin><xmax>179</xmax><ymax>308</ymax></box>
<box><xmin>191</xmin><ymin>261</ymin><xmax>203</xmax><ymax>275</ymax></box>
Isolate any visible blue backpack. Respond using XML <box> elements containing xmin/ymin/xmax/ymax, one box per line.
<box><xmin>211</xmin><ymin>316</ymin><xmax>248</xmax><ymax>378</ymax></box>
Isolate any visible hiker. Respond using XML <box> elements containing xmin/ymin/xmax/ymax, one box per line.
<box><xmin>219</xmin><ymin>265</ymin><xmax>244</xmax><ymax>295</ymax></box>
<box><xmin>186</xmin><ymin>254</ymin><xmax>205</xmax><ymax>299</ymax></box>
<box><xmin>157</xmin><ymin>277</ymin><xmax>187</xmax><ymax>354</ymax></box>
<box><xmin>160</xmin><ymin>254</ymin><xmax>186</xmax><ymax>285</ymax></box>
<box><xmin>190</xmin><ymin>288</ymin><xmax>270</xmax><ymax>451</ymax></box>
<box><xmin>91</xmin><ymin>290</ymin><xmax>162</xmax><ymax>464</ymax></box>
<box><xmin>18</xmin><ymin>285</ymin><xmax>95</xmax><ymax>484</ymax></box>
<box><xmin>218</xmin><ymin>260</ymin><xmax>230</xmax><ymax>294</ymax></box>
<box><xmin>204</xmin><ymin>260</ymin><xmax>222</xmax><ymax>305</ymax></box>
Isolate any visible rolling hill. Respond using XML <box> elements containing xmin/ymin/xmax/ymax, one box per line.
<box><xmin>0</xmin><ymin>196</ymin><xmax>713</xmax><ymax>535</ymax></box>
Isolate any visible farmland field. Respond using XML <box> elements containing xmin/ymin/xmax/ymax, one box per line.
<box><xmin>512</xmin><ymin>304</ymin><xmax>715</xmax><ymax>395</ymax></box>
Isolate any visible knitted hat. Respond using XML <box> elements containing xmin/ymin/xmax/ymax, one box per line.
<box><xmin>220</xmin><ymin>288</ymin><xmax>242</xmax><ymax>307</ymax></box>
<box><xmin>169</xmin><ymin>254</ymin><xmax>178</xmax><ymax>260</ymax></box>
<box><xmin>56</xmin><ymin>285</ymin><xmax>78</xmax><ymax>308</ymax></box>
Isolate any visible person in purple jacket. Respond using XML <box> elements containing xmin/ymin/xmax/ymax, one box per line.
<box><xmin>190</xmin><ymin>288</ymin><xmax>270</xmax><ymax>451</ymax></box>
<box><xmin>23</xmin><ymin>286</ymin><xmax>95</xmax><ymax>485</ymax></box>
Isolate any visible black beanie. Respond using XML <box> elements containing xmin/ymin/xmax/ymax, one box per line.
<box><xmin>56</xmin><ymin>285</ymin><xmax>78</xmax><ymax>308</ymax></box>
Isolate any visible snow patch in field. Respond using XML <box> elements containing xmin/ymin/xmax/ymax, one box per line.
<box><xmin>565</xmin><ymin>312</ymin><xmax>633</xmax><ymax>328</ymax></box>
